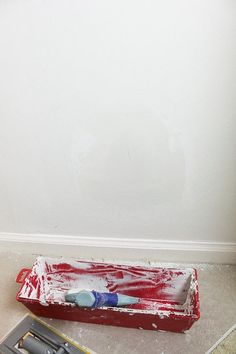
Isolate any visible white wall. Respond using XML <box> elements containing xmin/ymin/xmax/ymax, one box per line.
<box><xmin>0</xmin><ymin>0</ymin><xmax>235</xmax><ymax>243</ymax></box>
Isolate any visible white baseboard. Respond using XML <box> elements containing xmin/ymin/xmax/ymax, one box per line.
<box><xmin>0</xmin><ymin>232</ymin><xmax>236</xmax><ymax>264</ymax></box>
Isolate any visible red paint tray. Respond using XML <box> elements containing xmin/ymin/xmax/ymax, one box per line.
<box><xmin>16</xmin><ymin>257</ymin><xmax>200</xmax><ymax>333</ymax></box>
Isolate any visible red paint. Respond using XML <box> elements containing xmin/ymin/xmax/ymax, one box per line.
<box><xmin>16</xmin><ymin>257</ymin><xmax>200</xmax><ymax>333</ymax></box>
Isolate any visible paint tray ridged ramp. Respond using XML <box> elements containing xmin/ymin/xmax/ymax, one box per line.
<box><xmin>16</xmin><ymin>257</ymin><xmax>200</xmax><ymax>333</ymax></box>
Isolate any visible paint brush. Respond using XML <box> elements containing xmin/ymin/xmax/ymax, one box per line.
<box><xmin>65</xmin><ymin>289</ymin><xmax>139</xmax><ymax>308</ymax></box>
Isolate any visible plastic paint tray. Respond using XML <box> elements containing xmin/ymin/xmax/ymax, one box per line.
<box><xmin>16</xmin><ymin>257</ymin><xmax>200</xmax><ymax>333</ymax></box>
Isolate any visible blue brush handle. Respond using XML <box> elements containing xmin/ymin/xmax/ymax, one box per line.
<box><xmin>91</xmin><ymin>290</ymin><xmax>118</xmax><ymax>307</ymax></box>
<box><xmin>65</xmin><ymin>289</ymin><xmax>139</xmax><ymax>308</ymax></box>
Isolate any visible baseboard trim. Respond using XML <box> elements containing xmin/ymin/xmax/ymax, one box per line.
<box><xmin>0</xmin><ymin>232</ymin><xmax>236</xmax><ymax>264</ymax></box>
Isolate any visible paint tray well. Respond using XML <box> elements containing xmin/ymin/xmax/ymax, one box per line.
<box><xmin>16</xmin><ymin>257</ymin><xmax>200</xmax><ymax>333</ymax></box>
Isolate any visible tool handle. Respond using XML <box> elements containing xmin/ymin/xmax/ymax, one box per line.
<box><xmin>16</xmin><ymin>268</ymin><xmax>31</xmax><ymax>283</ymax></box>
<box><xmin>21</xmin><ymin>334</ymin><xmax>54</xmax><ymax>354</ymax></box>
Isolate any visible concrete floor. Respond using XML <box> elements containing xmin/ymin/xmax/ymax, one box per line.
<box><xmin>0</xmin><ymin>252</ymin><xmax>236</xmax><ymax>354</ymax></box>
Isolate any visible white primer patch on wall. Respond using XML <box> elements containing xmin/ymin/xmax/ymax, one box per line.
<box><xmin>0</xmin><ymin>0</ymin><xmax>235</xmax><ymax>244</ymax></box>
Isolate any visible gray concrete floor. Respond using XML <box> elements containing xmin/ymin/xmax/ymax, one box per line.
<box><xmin>0</xmin><ymin>252</ymin><xmax>235</xmax><ymax>354</ymax></box>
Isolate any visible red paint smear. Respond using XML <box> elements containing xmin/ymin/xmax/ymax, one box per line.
<box><xmin>19</xmin><ymin>259</ymin><xmax>192</xmax><ymax>309</ymax></box>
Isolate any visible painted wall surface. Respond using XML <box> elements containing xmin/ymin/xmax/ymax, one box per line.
<box><xmin>0</xmin><ymin>0</ymin><xmax>235</xmax><ymax>242</ymax></box>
